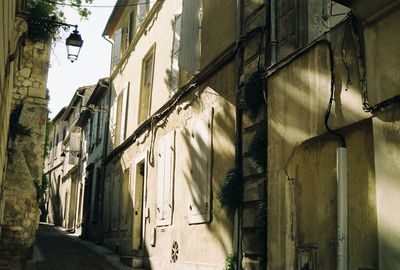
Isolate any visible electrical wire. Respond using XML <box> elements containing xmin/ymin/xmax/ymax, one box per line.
<box><xmin>38</xmin><ymin>0</ymin><xmax>157</xmax><ymax>8</ymax></box>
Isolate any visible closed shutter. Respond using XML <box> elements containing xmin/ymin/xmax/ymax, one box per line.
<box><xmin>111</xmin><ymin>172</ymin><xmax>120</xmax><ymax>230</ymax></box>
<box><xmin>188</xmin><ymin>109</ymin><xmax>213</xmax><ymax>224</ymax></box>
<box><xmin>136</xmin><ymin>0</ymin><xmax>149</xmax><ymax>29</ymax></box>
<box><xmin>70</xmin><ymin>132</ymin><xmax>80</xmax><ymax>152</ymax></box>
<box><xmin>170</xmin><ymin>14</ymin><xmax>181</xmax><ymax>92</ymax></box>
<box><xmin>91</xmin><ymin>112</ymin><xmax>98</xmax><ymax>145</ymax></box>
<box><xmin>180</xmin><ymin>0</ymin><xmax>201</xmax><ymax>74</ymax></box>
<box><xmin>103</xmin><ymin>177</ymin><xmax>111</xmax><ymax>231</ymax></box>
<box><xmin>156</xmin><ymin>130</ymin><xmax>175</xmax><ymax>226</ymax></box>
<box><xmin>120</xmin><ymin>83</ymin><xmax>130</xmax><ymax>142</ymax></box>
<box><xmin>112</xmin><ymin>29</ymin><xmax>122</xmax><ymax>67</ymax></box>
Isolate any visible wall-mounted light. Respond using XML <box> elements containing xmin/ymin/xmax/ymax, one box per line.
<box><xmin>61</xmin><ymin>150</ymin><xmax>80</xmax><ymax>158</ymax></box>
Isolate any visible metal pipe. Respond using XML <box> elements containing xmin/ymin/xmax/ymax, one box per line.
<box><xmin>235</xmin><ymin>0</ymin><xmax>244</xmax><ymax>268</ymax></box>
<box><xmin>337</xmin><ymin>147</ymin><xmax>348</xmax><ymax>270</ymax></box>
<box><xmin>270</xmin><ymin>0</ymin><xmax>277</xmax><ymax>65</ymax></box>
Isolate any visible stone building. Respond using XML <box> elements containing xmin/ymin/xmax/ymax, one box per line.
<box><xmin>43</xmin><ymin>107</ymin><xmax>66</xmax><ymax>226</ymax></box>
<box><xmin>0</xmin><ymin>0</ymin><xmax>28</xmax><ymax>241</ymax></box>
<box><xmin>97</xmin><ymin>0</ymin><xmax>238</xmax><ymax>269</ymax></box>
<box><xmin>0</xmin><ymin>33</ymin><xmax>50</xmax><ymax>261</ymax></box>
<box><xmin>75</xmin><ymin>78</ymin><xmax>110</xmax><ymax>241</ymax></box>
<box><xmin>44</xmin><ymin>85</ymin><xmax>95</xmax><ymax>232</ymax></box>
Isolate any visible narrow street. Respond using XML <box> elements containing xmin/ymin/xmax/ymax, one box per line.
<box><xmin>33</xmin><ymin>224</ymin><xmax>117</xmax><ymax>270</ymax></box>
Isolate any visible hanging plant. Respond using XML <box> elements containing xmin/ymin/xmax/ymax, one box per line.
<box><xmin>218</xmin><ymin>168</ymin><xmax>243</xmax><ymax>212</ymax></box>
<box><xmin>224</xmin><ymin>252</ymin><xmax>237</xmax><ymax>270</ymax></box>
<box><xmin>9</xmin><ymin>103</ymin><xmax>31</xmax><ymax>141</ymax></box>
<box><xmin>243</xmin><ymin>69</ymin><xmax>265</xmax><ymax>120</ymax></box>
<box><xmin>248</xmin><ymin>123</ymin><xmax>266</xmax><ymax>173</ymax></box>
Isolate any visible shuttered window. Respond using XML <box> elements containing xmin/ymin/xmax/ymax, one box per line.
<box><xmin>115</xmin><ymin>93</ymin><xmax>123</xmax><ymax>146</ymax></box>
<box><xmin>138</xmin><ymin>46</ymin><xmax>155</xmax><ymax>124</ymax></box>
<box><xmin>188</xmin><ymin>109</ymin><xmax>213</xmax><ymax>224</ymax></box>
<box><xmin>170</xmin><ymin>14</ymin><xmax>181</xmax><ymax>93</ymax></box>
<box><xmin>156</xmin><ymin>130</ymin><xmax>175</xmax><ymax>226</ymax></box>
<box><xmin>180</xmin><ymin>0</ymin><xmax>201</xmax><ymax>75</ymax></box>
<box><xmin>112</xmin><ymin>29</ymin><xmax>122</xmax><ymax>67</ymax></box>
<box><xmin>129</xmin><ymin>10</ymin><xmax>137</xmax><ymax>42</ymax></box>
<box><xmin>111</xmin><ymin>172</ymin><xmax>120</xmax><ymax>230</ymax></box>
<box><xmin>136</xmin><ymin>0</ymin><xmax>150</xmax><ymax>29</ymax></box>
<box><xmin>120</xmin><ymin>83</ymin><xmax>130</xmax><ymax>142</ymax></box>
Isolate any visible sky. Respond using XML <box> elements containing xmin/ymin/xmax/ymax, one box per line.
<box><xmin>46</xmin><ymin>0</ymin><xmax>117</xmax><ymax>118</ymax></box>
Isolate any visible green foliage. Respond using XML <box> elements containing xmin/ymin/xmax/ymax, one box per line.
<box><xmin>9</xmin><ymin>103</ymin><xmax>31</xmax><ymax>140</ymax></box>
<box><xmin>243</xmin><ymin>69</ymin><xmax>265</xmax><ymax>120</ymax></box>
<box><xmin>218</xmin><ymin>168</ymin><xmax>243</xmax><ymax>212</ymax></box>
<box><xmin>27</xmin><ymin>0</ymin><xmax>93</xmax><ymax>41</ymax></box>
<box><xmin>248</xmin><ymin>123</ymin><xmax>267</xmax><ymax>173</ymax></box>
<box><xmin>224</xmin><ymin>252</ymin><xmax>237</xmax><ymax>270</ymax></box>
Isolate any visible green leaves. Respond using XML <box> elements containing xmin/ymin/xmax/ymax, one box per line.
<box><xmin>218</xmin><ymin>168</ymin><xmax>243</xmax><ymax>212</ymax></box>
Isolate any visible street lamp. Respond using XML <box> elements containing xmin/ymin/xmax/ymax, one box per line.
<box><xmin>65</xmin><ymin>26</ymin><xmax>84</xmax><ymax>62</ymax></box>
<box><xmin>33</xmin><ymin>19</ymin><xmax>84</xmax><ymax>62</ymax></box>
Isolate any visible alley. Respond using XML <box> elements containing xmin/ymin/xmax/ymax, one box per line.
<box><xmin>33</xmin><ymin>224</ymin><xmax>116</xmax><ymax>270</ymax></box>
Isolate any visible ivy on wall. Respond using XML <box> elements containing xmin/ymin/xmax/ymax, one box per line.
<box><xmin>248</xmin><ymin>123</ymin><xmax>266</xmax><ymax>173</ymax></box>
<box><xmin>217</xmin><ymin>168</ymin><xmax>243</xmax><ymax>212</ymax></box>
<box><xmin>243</xmin><ymin>69</ymin><xmax>265</xmax><ymax>120</ymax></box>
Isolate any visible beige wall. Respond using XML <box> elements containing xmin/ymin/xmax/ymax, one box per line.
<box><xmin>102</xmin><ymin>1</ymin><xmax>238</xmax><ymax>268</ymax></box>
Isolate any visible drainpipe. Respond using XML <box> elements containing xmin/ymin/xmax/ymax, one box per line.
<box><xmin>337</xmin><ymin>147</ymin><xmax>348</xmax><ymax>270</ymax></box>
<box><xmin>270</xmin><ymin>0</ymin><xmax>277</xmax><ymax>65</ymax></box>
<box><xmin>235</xmin><ymin>0</ymin><xmax>244</xmax><ymax>269</ymax></box>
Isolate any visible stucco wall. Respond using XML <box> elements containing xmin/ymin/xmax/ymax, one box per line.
<box><xmin>103</xmin><ymin>60</ymin><xmax>237</xmax><ymax>269</ymax></box>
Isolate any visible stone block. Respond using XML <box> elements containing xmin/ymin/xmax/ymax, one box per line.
<box><xmin>22</xmin><ymin>80</ymin><xmax>33</xmax><ymax>87</ymax></box>
<box><xmin>242</xmin><ymin>257</ymin><xmax>260</xmax><ymax>270</ymax></box>
<box><xmin>242</xmin><ymin>204</ymin><xmax>257</xmax><ymax>228</ymax></box>
<box><xmin>243</xmin><ymin>155</ymin><xmax>263</xmax><ymax>177</ymax></box>
<box><xmin>19</xmin><ymin>68</ymin><xmax>31</xmax><ymax>78</ymax></box>
<box><xmin>243</xmin><ymin>181</ymin><xmax>264</xmax><ymax>202</ymax></box>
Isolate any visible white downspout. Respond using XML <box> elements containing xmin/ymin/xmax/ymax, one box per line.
<box><xmin>337</xmin><ymin>147</ymin><xmax>348</xmax><ymax>270</ymax></box>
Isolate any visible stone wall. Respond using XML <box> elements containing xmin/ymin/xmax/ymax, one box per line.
<box><xmin>0</xmin><ymin>39</ymin><xmax>49</xmax><ymax>256</ymax></box>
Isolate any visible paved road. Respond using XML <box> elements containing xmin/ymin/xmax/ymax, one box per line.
<box><xmin>34</xmin><ymin>224</ymin><xmax>116</xmax><ymax>270</ymax></box>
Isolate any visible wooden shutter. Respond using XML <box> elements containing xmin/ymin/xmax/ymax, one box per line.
<box><xmin>69</xmin><ymin>132</ymin><xmax>80</xmax><ymax>152</ymax></box>
<box><xmin>136</xmin><ymin>0</ymin><xmax>149</xmax><ymax>29</ymax></box>
<box><xmin>156</xmin><ymin>130</ymin><xmax>175</xmax><ymax>226</ymax></box>
<box><xmin>188</xmin><ymin>109</ymin><xmax>213</xmax><ymax>224</ymax></box>
<box><xmin>103</xmin><ymin>177</ymin><xmax>111</xmax><ymax>231</ymax></box>
<box><xmin>91</xmin><ymin>112</ymin><xmax>98</xmax><ymax>145</ymax></box>
<box><xmin>170</xmin><ymin>14</ymin><xmax>181</xmax><ymax>92</ymax></box>
<box><xmin>111</xmin><ymin>172</ymin><xmax>120</xmax><ymax>230</ymax></box>
<box><xmin>120</xmin><ymin>83</ymin><xmax>130</xmax><ymax>142</ymax></box>
<box><xmin>112</xmin><ymin>29</ymin><xmax>122</xmax><ymax>67</ymax></box>
<box><xmin>180</xmin><ymin>0</ymin><xmax>201</xmax><ymax>74</ymax></box>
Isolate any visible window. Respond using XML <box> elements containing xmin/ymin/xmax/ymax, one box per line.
<box><xmin>136</xmin><ymin>0</ymin><xmax>150</xmax><ymax>29</ymax></box>
<box><xmin>111</xmin><ymin>171</ymin><xmax>121</xmax><ymax>231</ymax></box>
<box><xmin>156</xmin><ymin>130</ymin><xmax>175</xmax><ymax>226</ymax></box>
<box><xmin>138</xmin><ymin>46</ymin><xmax>155</xmax><ymax>124</ymax></box>
<box><xmin>120</xmin><ymin>83</ymin><xmax>130</xmax><ymax>143</ymax></box>
<box><xmin>129</xmin><ymin>10</ymin><xmax>137</xmax><ymax>42</ymax></box>
<box><xmin>114</xmin><ymin>93</ymin><xmax>124</xmax><ymax>146</ymax></box>
<box><xmin>188</xmin><ymin>109</ymin><xmax>213</xmax><ymax>224</ymax></box>
<box><xmin>112</xmin><ymin>29</ymin><xmax>122</xmax><ymax>67</ymax></box>
<box><xmin>180</xmin><ymin>0</ymin><xmax>202</xmax><ymax>75</ymax></box>
<box><xmin>120</xmin><ymin>168</ymin><xmax>130</xmax><ymax>229</ymax></box>
<box><xmin>121</xmin><ymin>26</ymin><xmax>128</xmax><ymax>54</ymax></box>
<box><xmin>169</xmin><ymin>14</ymin><xmax>181</xmax><ymax>93</ymax></box>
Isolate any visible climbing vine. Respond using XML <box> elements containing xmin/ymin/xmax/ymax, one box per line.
<box><xmin>248</xmin><ymin>123</ymin><xmax>267</xmax><ymax>173</ymax></box>
<box><xmin>242</xmin><ymin>68</ymin><xmax>265</xmax><ymax>120</ymax></box>
<box><xmin>223</xmin><ymin>252</ymin><xmax>237</xmax><ymax>270</ymax></box>
<box><xmin>217</xmin><ymin>168</ymin><xmax>243</xmax><ymax>212</ymax></box>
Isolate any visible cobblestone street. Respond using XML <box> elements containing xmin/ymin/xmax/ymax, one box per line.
<box><xmin>33</xmin><ymin>224</ymin><xmax>118</xmax><ymax>270</ymax></box>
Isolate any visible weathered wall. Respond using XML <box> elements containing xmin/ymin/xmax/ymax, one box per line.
<box><xmin>287</xmin><ymin>120</ymin><xmax>378</xmax><ymax>270</ymax></box>
<box><xmin>0</xmin><ymin>39</ymin><xmax>49</xmax><ymax>255</ymax></box>
<box><xmin>373</xmin><ymin>112</ymin><xmax>400</xmax><ymax>269</ymax></box>
<box><xmin>0</xmin><ymin>1</ymin><xmax>27</xmax><ymax>240</ymax></box>
<box><xmin>267</xmin><ymin>22</ymin><xmax>372</xmax><ymax>269</ymax></box>
<box><xmin>104</xmin><ymin>62</ymin><xmax>236</xmax><ymax>269</ymax></box>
